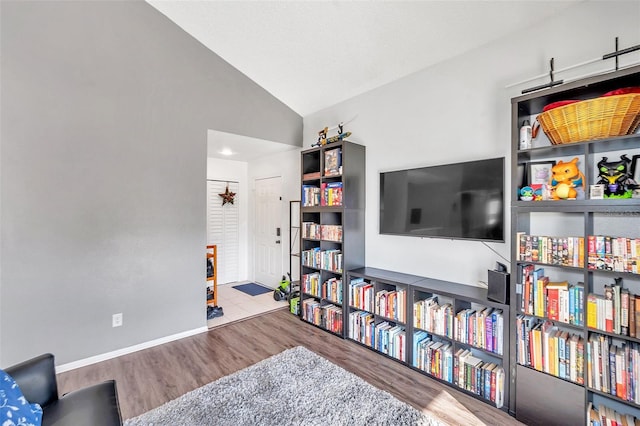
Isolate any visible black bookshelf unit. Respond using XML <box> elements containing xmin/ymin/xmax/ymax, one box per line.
<box><xmin>299</xmin><ymin>140</ymin><xmax>365</xmax><ymax>336</ymax></box>
<box><xmin>346</xmin><ymin>267</ymin><xmax>511</xmax><ymax>411</ymax></box>
<box><xmin>510</xmin><ymin>65</ymin><xmax>640</xmax><ymax>425</ymax></box>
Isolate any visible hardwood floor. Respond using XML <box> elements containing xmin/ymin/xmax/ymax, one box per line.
<box><xmin>57</xmin><ymin>309</ymin><xmax>523</xmax><ymax>425</ymax></box>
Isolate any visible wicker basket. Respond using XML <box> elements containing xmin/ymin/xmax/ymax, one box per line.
<box><xmin>536</xmin><ymin>93</ymin><xmax>640</xmax><ymax>145</ymax></box>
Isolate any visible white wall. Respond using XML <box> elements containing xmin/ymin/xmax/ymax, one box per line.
<box><xmin>206</xmin><ymin>157</ymin><xmax>249</xmax><ymax>281</ymax></box>
<box><xmin>304</xmin><ymin>1</ymin><xmax>640</xmax><ymax>287</ymax></box>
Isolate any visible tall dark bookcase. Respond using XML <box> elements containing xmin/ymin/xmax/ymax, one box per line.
<box><xmin>510</xmin><ymin>65</ymin><xmax>640</xmax><ymax>425</ymax></box>
<box><xmin>299</xmin><ymin>140</ymin><xmax>365</xmax><ymax>336</ymax></box>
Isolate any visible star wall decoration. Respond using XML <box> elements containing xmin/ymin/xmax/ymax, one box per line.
<box><xmin>219</xmin><ymin>185</ymin><xmax>236</xmax><ymax>206</ymax></box>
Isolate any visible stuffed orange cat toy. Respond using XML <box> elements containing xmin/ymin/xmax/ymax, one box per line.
<box><xmin>549</xmin><ymin>157</ymin><xmax>585</xmax><ymax>200</ymax></box>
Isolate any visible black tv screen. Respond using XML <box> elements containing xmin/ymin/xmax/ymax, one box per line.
<box><xmin>380</xmin><ymin>157</ymin><xmax>504</xmax><ymax>242</ymax></box>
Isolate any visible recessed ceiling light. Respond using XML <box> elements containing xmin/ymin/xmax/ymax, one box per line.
<box><xmin>219</xmin><ymin>148</ymin><xmax>233</xmax><ymax>156</ymax></box>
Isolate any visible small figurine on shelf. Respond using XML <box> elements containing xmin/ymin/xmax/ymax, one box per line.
<box><xmin>519</xmin><ymin>185</ymin><xmax>544</xmax><ymax>201</ymax></box>
<box><xmin>519</xmin><ymin>186</ymin><xmax>535</xmax><ymax>201</ymax></box>
<box><xmin>317</xmin><ymin>127</ymin><xmax>328</xmax><ymax>146</ymax></box>
<box><xmin>596</xmin><ymin>155</ymin><xmax>638</xmax><ymax>198</ymax></box>
<box><xmin>549</xmin><ymin>157</ymin><xmax>585</xmax><ymax>200</ymax></box>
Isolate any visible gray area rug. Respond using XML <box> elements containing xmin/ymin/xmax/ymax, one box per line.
<box><xmin>125</xmin><ymin>346</ymin><xmax>442</xmax><ymax>425</ymax></box>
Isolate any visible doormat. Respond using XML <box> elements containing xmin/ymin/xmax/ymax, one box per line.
<box><xmin>232</xmin><ymin>283</ymin><xmax>272</xmax><ymax>296</ymax></box>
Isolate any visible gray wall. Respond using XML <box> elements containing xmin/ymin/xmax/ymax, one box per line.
<box><xmin>0</xmin><ymin>0</ymin><xmax>302</xmax><ymax>366</ymax></box>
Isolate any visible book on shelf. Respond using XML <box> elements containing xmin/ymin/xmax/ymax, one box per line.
<box><xmin>622</xmin><ymin>289</ymin><xmax>630</xmax><ymax>336</ymax></box>
<box><xmin>495</xmin><ymin>366</ymin><xmax>505</xmax><ymax>409</ymax></box>
<box><xmin>630</xmin><ymin>291</ymin><xmax>637</xmax><ymax>338</ymax></box>
<box><xmin>577</xmin><ymin>336</ymin><xmax>585</xmax><ymax>385</ymax></box>
<box><xmin>545</xmin><ymin>280</ymin><xmax>568</xmax><ymax>321</ymax></box>
<box><xmin>324</xmin><ymin>148</ymin><xmax>342</xmax><ymax>176</ymax></box>
<box><xmin>302</xmin><ymin>171</ymin><xmax>321</xmax><ymax>180</ymax></box>
<box><xmin>413</xmin><ymin>331</ymin><xmax>430</xmax><ymax>368</ymax></box>
<box><xmin>541</xmin><ymin>320</ymin><xmax>556</xmax><ymax>374</ymax></box>
<box><xmin>535</xmin><ymin>275</ymin><xmax>549</xmax><ymax>318</ymax></box>
<box><xmin>636</xmin><ymin>295</ymin><xmax>640</xmax><ymax>339</ymax></box>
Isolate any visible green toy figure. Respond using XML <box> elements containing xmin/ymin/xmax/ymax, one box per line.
<box><xmin>596</xmin><ymin>155</ymin><xmax>638</xmax><ymax>198</ymax></box>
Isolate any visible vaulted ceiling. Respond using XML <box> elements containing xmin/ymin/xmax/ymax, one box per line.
<box><xmin>148</xmin><ymin>0</ymin><xmax>581</xmax><ymax>116</ymax></box>
<box><xmin>146</xmin><ymin>0</ymin><xmax>581</xmax><ymax>160</ymax></box>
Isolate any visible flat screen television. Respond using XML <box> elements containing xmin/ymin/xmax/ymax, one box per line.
<box><xmin>380</xmin><ymin>157</ymin><xmax>504</xmax><ymax>242</ymax></box>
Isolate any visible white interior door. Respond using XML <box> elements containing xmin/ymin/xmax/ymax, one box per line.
<box><xmin>206</xmin><ymin>180</ymin><xmax>239</xmax><ymax>284</ymax></box>
<box><xmin>254</xmin><ymin>176</ymin><xmax>282</xmax><ymax>286</ymax></box>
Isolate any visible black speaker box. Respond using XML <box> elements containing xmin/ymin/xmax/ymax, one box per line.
<box><xmin>487</xmin><ymin>269</ymin><xmax>510</xmax><ymax>304</ymax></box>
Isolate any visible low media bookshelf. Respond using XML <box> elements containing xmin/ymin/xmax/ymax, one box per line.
<box><xmin>346</xmin><ymin>267</ymin><xmax>511</xmax><ymax>412</ymax></box>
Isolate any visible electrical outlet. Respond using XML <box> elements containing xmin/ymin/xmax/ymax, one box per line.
<box><xmin>112</xmin><ymin>313</ymin><xmax>123</xmax><ymax>327</ymax></box>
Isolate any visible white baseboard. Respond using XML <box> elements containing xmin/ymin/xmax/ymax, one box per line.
<box><xmin>56</xmin><ymin>326</ymin><xmax>209</xmax><ymax>373</ymax></box>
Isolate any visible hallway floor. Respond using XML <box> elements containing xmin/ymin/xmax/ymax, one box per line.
<box><xmin>206</xmin><ymin>281</ymin><xmax>288</xmax><ymax>328</ymax></box>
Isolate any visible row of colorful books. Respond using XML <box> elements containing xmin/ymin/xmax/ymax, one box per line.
<box><xmin>413</xmin><ymin>295</ymin><xmax>504</xmax><ymax>355</ymax></box>
<box><xmin>301</xmin><ymin>185</ymin><xmax>321</xmax><ymax>207</ymax></box>
<box><xmin>348</xmin><ymin>278</ymin><xmax>406</xmax><ymax>323</ymax></box>
<box><xmin>517</xmin><ymin>232</ymin><xmax>584</xmax><ymax>267</ymax></box>
<box><xmin>455</xmin><ymin>307</ymin><xmax>504</xmax><ymax>355</ymax></box>
<box><xmin>588</xmin><ymin>235</ymin><xmax>640</xmax><ymax>274</ymax></box>
<box><xmin>320</xmin><ymin>182</ymin><xmax>343</xmax><ymax>207</ymax></box>
<box><xmin>519</xmin><ymin>264</ymin><xmax>585</xmax><ymax>326</ymax></box>
<box><xmin>413</xmin><ymin>331</ymin><xmax>505</xmax><ymax>408</ymax></box>
<box><xmin>586</xmin><ymin>334</ymin><xmax>640</xmax><ymax>403</ymax></box>
<box><xmin>349</xmin><ymin>278</ymin><xmax>375</xmax><ymax>312</ymax></box>
<box><xmin>348</xmin><ymin>311</ymin><xmax>374</xmax><ymax>346</ymax></box>
<box><xmin>588</xmin><ymin>402</ymin><xmax>640</xmax><ymax>426</ymax></box>
<box><xmin>517</xmin><ymin>232</ymin><xmax>640</xmax><ymax>274</ymax></box>
<box><xmin>301</xmin><ymin>247</ymin><xmax>342</xmax><ymax>273</ymax></box>
<box><xmin>322</xmin><ymin>277</ymin><xmax>343</xmax><ymax>304</ymax></box>
<box><xmin>413</xmin><ymin>331</ymin><xmax>453</xmax><ymax>381</ymax></box>
<box><xmin>373</xmin><ymin>321</ymin><xmax>406</xmax><ymax>362</ymax></box>
<box><xmin>301</xmin><ymin>272</ymin><xmax>321</xmax><ymax>297</ymax></box>
<box><xmin>516</xmin><ymin>316</ymin><xmax>585</xmax><ymax>384</ymax></box>
<box><xmin>413</xmin><ymin>297</ymin><xmax>503</xmax><ymax>355</ymax></box>
<box><xmin>301</xmin><ymin>299</ymin><xmax>342</xmax><ymax>334</ymax></box>
<box><xmin>347</xmin><ymin>311</ymin><xmax>406</xmax><ymax>361</ymax></box>
<box><xmin>302</xmin><ymin>273</ymin><xmax>343</xmax><ymax>304</ymax></box>
<box><xmin>586</xmin><ymin>278</ymin><xmax>640</xmax><ymax>337</ymax></box>
<box><xmin>414</xmin><ymin>296</ymin><xmax>453</xmax><ymax>337</ymax></box>
<box><xmin>301</xmin><ymin>222</ymin><xmax>343</xmax><ymax>242</ymax></box>
<box><xmin>375</xmin><ymin>288</ymin><xmax>406</xmax><ymax>323</ymax></box>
